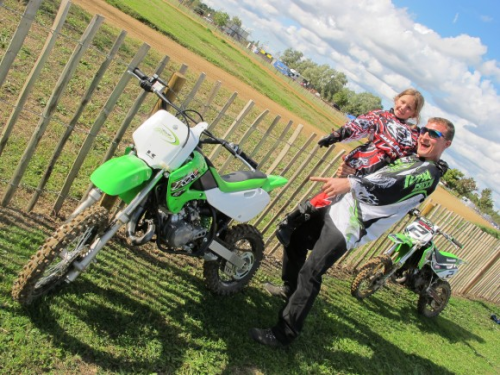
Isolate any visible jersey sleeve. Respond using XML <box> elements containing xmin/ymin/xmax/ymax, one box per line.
<box><xmin>347</xmin><ymin>157</ymin><xmax>441</xmax><ymax>206</ymax></box>
<box><xmin>334</xmin><ymin>111</ymin><xmax>380</xmax><ymax>142</ymax></box>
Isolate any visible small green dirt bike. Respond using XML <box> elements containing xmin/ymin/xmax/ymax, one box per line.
<box><xmin>351</xmin><ymin>209</ymin><xmax>465</xmax><ymax>318</ymax></box>
<box><xmin>12</xmin><ymin>68</ymin><xmax>287</xmax><ymax>305</ymax></box>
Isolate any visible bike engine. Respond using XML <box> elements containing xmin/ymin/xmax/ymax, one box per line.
<box><xmin>408</xmin><ymin>267</ymin><xmax>433</xmax><ymax>293</ymax></box>
<box><xmin>158</xmin><ymin>202</ymin><xmax>209</xmax><ymax>250</ymax></box>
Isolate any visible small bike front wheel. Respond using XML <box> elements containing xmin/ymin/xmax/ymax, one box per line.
<box><xmin>203</xmin><ymin>224</ymin><xmax>263</xmax><ymax>296</ymax></box>
<box><xmin>12</xmin><ymin>206</ymin><xmax>108</xmax><ymax>305</ymax></box>
<box><xmin>351</xmin><ymin>256</ymin><xmax>392</xmax><ymax>300</ymax></box>
<box><xmin>417</xmin><ymin>280</ymin><xmax>451</xmax><ymax>318</ymax></box>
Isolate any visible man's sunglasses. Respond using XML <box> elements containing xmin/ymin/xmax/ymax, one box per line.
<box><xmin>420</xmin><ymin>127</ymin><xmax>444</xmax><ymax>139</ymax></box>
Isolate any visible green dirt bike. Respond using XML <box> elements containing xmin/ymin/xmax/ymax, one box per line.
<box><xmin>351</xmin><ymin>209</ymin><xmax>465</xmax><ymax>318</ymax></box>
<box><xmin>12</xmin><ymin>68</ymin><xmax>287</xmax><ymax>305</ymax></box>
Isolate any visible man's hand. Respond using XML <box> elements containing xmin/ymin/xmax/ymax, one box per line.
<box><xmin>335</xmin><ymin>162</ymin><xmax>356</xmax><ymax>177</ymax></box>
<box><xmin>310</xmin><ymin>176</ymin><xmax>351</xmax><ymax>197</ymax></box>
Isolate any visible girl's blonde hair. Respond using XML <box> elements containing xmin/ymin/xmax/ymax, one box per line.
<box><xmin>394</xmin><ymin>88</ymin><xmax>425</xmax><ymax>124</ymax></box>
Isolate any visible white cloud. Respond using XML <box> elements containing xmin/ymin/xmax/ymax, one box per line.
<box><xmin>204</xmin><ymin>0</ymin><xmax>500</xmax><ymax>210</ymax></box>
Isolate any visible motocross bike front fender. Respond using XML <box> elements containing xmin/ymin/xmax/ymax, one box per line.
<box><xmin>388</xmin><ymin>233</ymin><xmax>413</xmax><ymax>246</ymax></box>
<box><xmin>387</xmin><ymin>233</ymin><xmax>415</xmax><ymax>264</ymax></box>
<box><xmin>90</xmin><ymin>154</ymin><xmax>153</xmax><ymax>203</ymax></box>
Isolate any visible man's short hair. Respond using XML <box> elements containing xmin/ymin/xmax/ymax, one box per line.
<box><xmin>428</xmin><ymin>117</ymin><xmax>455</xmax><ymax>141</ymax></box>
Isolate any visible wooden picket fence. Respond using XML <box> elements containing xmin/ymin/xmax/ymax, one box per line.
<box><xmin>0</xmin><ymin>0</ymin><xmax>498</xmax><ymax>303</ymax></box>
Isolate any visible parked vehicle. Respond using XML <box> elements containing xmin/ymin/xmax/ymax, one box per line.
<box><xmin>12</xmin><ymin>68</ymin><xmax>288</xmax><ymax>305</ymax></box>
<box><xmin>351</xmin><ymin>209</ymin><xmax>465</xmax><ymax>317</ymax></box>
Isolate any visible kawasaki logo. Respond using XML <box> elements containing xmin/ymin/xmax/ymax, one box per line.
<box><xmin>404</xmin><ymin>170</ymin><xmax>434</xmax><ymax>189</ymax></box>
<box><xmin>154</xmin><ymin>126</ymin><xmax>179</xmax><ymax>145</ymax></box>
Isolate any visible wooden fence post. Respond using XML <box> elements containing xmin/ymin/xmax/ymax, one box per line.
<box><xmin>461</xmin><ymin>247</ymin><xmax>500</xmax><ymax>295</ymax></box>
<box><xmin>220</xmin><ymin>109</ymin><xmax>269</xmax><ymax>173</ymax></box>
<box><xmin>209</xmin><ymin>100</ymin><xmax>254</xmax><ymax>161</ymax></box>
<box><xmin>26</xmin><ymin>30</ymin><xmax>128</xmax><ymax>212</ymax></box>
<box><xmin>181</xmin><ymin>72</ymin><xmax>205</xmax><ymax>109</ymax></box>
<box><xmin>208</xmin><ymin>92</ymin><xmax>237</xmax><ymax>131</ymax></box>
<box><xmin>0</xmin><ymin>0</ymin><xmax>71</xmax><ymax>158</ymax></box>
<box><xmin>2</xmin><ymin>12</ymin><xmax>103</xmax><ymax>207</ymax></box>
<box><xmin>52</xmin><ymin>43</ymin><xmax>151</xmax><ymax>215</ymax></box>
<box><xmin>0</xmin><ymin>0</ymin><xmax>43</xmax><ymax>87</ymax></box>
<box><xmin>249</xmin><ymin>115</ymin><xmax>281</xmax><ymax>157</ymax></box>
<box><xmin>199</xmin><ymin>80</ymin><xmax>221</xmax><ymax>117</ymax></box>
<box><xmin>149</xmin><ymin>69</ymin><xmax>187</xmax><ymax>115</ymax></box>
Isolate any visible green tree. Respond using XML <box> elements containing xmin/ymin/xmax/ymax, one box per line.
<box><xmin>333</xmin><ymin>88</ymin><xmax>356</xmax><ymax>111</ymax></box>
<box><xmin>350</xmin><ymin>92</ymin><xmax>382</xmax><ymax>115</ymax></box>
<box><xmin>281</xmin><ymin>48</ymin><xmax>304</xmax><ymax>68</ymax></box>
<box><xmin>231</xmin><ymin>16</ymin><xmax>242</xmax><ymax>27</ymax></box>
<box><xmin>455</xmin><ymin>177</ymin><xmax>477</xmax><ymax>197</ymax></box>
<box><xmin>478</xmin><ymin>188</ymin><xmax>494</xmax><ymax>210</ymax></box>
<box><xmin>321</xmin><ymin>70</ymin><xmax>348</xmax><ymax>101</ymax></box>
<box><xmin>213</xmin><ymin>11</ymin><xmax>229</xmax><ymax>28</ymax></box>
<box><xmin>442</xmin><ymin>168</ymin><xmax>465</xmax><ymax>190</ymax></box>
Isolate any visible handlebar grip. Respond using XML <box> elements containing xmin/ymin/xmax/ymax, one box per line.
<box><xmin>452</xmin><ymin>238</ymin><xmax>463</xmax><ymax>249</ymax></box>
<box><xmin>200</xmin><ymin>138</ymin><xmax>220</xmax><ymax>145</ymax></box>
<box><xmin>133</xmin><ymin>67</ymin><xmax>148</xmax><ymax>80</ymax></box>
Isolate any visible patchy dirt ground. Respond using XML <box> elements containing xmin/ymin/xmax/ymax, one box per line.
<box><xmin>72</xmin><ymin>0</ymin><xmax>320</xmax><ymax>136</ymax></box>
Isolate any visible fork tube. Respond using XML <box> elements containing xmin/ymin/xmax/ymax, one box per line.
<box><xmin>66</xmin><ymin>170</ymin><xmax>166</xmax><ymax>281</ymax></box>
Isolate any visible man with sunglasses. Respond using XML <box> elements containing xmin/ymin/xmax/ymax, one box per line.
<box><xmin>250</xmin><ymin>117</ymin><xmax>454</xmax><ymax>348</ymax></box>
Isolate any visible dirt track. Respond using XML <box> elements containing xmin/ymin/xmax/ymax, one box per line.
<box><xmin>72</xmin><ymin>0</ymin><xmax>318</xmax><ymax>134</ymax></box>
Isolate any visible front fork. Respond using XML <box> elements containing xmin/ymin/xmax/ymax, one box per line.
<box><xmin>65</xmin><ymin>170</ymin><xmax>166</xmax><ymax>282</ymax></box>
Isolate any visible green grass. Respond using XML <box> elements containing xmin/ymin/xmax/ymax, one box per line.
<box><xmin>1</xmin><ymin>207</ymin><xmax>498</xmax><ymax>374</ymax></box>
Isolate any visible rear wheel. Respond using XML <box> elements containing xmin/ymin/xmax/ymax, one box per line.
<box><xmin>417</xmin><ymin>280</ymin><xmax>451</xmax><ymax>318</ymax></box>
<box><xmin>351</xmin><ymin>256</ymin><xmax>392</xmax><ymax>300</ymax></box>
<box><xmin>203</xmin><ymin>224</ymin><xmax>263</xmax><ymax>296</ymax></box>
<box><xmin>12</xmin><ymin>206</ymin><xmax>108</xmax><ymax>305</ymax></box>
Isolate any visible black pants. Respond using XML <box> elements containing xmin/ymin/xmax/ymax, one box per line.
<box><xmin>272</xmin><ymin>207</ymin><xmax>348</xmax><ymax>344</ymax></box>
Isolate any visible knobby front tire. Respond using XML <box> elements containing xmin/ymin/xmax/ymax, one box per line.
<box><xmin>351</xmin><ymin>255</ymin><xmax>392</xmax><ymax>300</ymax></box>
<box><xmin>417</xmin><ymin>280</ymin><xmax>451</xmax><ymax>318</ymax></box>
<box><xmin>12</xmin><ymin>206</ymin><xmax>108</xmax><ymax>305</ymax></box>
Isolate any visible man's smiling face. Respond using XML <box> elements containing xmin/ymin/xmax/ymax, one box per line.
<box><xmin>417</xmin><ymin>121</ymin><xmax>452</xmax><ymax>161</ymax></box>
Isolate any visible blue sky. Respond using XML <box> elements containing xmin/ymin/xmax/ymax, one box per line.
<box><xmin>394</xmin><ymin>0</ymin><xmax>500</xmax><ymax>62</ymax></box>
<box><xmin>204</xmin><ymin>0</ymin><xmax>500</xmax><ymax>211</ymax></box>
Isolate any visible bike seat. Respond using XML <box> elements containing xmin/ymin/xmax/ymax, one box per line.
<box><xmin>434</xmin><ymin>250</ymin><xmax>459</xmax><ymax>265</ymax></box>
<box><xmin>216</xmin><ymin>170</ymin><xmax>267</xmax><ymax>192</ymax></box>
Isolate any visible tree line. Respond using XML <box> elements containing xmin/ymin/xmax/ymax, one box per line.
<box><xmin>181</xmin><ymin>1</ymin><xmax>382</xmax><ymax>116</ymax></box>
<box><xmin>442</xmin><ymin>169</ymin><xmax>499</xmax><ymax>226</ymax></box>
<box><xmin>279</xmin><ymin>49</ymin><xmax>382</xmax><ymax>116</ymax></box>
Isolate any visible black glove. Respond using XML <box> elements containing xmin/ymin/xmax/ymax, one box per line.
<box><xmin>318</xmin><ymin>132</ymin><xmax>340</xmax><ymax>147</ymax></box>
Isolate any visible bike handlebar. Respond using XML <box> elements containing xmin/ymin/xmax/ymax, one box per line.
<box><xmin>437</xmin><ymin>229</ymin><xmax>464</xmax><ymax>249</ymax></box>
<box><xmin>451</xmin><ymin>238</ymin><xmax>463</xmax><ymax>248</ymax></box>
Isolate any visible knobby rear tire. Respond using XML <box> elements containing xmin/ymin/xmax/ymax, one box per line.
<box><xmin>12</xmin><ymin>206</ymin><xmax>108</xmax><ymax>305</ymax></box>
<box><xmin>203</xmin><ymin>224</ymin><xmax>263</xmax><ymax>296</ymax></box>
